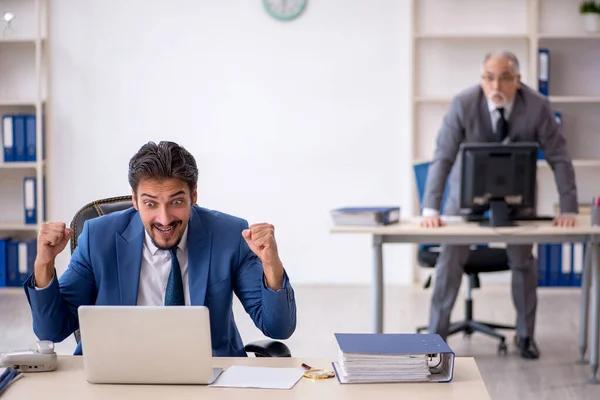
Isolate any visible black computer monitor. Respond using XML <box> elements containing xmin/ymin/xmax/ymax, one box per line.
<box><xmin>460</xmin><ymin>142</ymin><xmax>538</xmax><ymax>227</ymax></box>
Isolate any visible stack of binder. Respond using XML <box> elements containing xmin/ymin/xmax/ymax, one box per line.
<box><xmin>0</xmin><ymin>238</ymin><xmax>36</xmax><ymax>288</ymax></box>
<box><xmin>330</xmin><ymin>206</ymin><xmax>400</xmax><ymax>226</ymax></box>
<box><xmin>2</xmin><ymin>114</ymin><xmax>40</xmax><ymax>163</ymax></box>
<box><xmin>332</xmin><ymin>333</ymin><xmax>455</xmax><ymax>383</ymax></box>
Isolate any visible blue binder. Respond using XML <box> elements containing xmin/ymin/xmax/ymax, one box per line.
<box><xmin>25</xmin><ymin>114</ymin><xmax>36</xmax><ymax>162</ymax></box>
<box><xmin>333</xmin><ymin>333</ymin><xmax>455</xmax><ymax>383</ymax></box>
<box><xmin>13</xmin><ymin>115</ymin><xmax>26</xmax><ymax>162</ymax></box>
<box><xmin>331</xmin><ymin>206</ymin><xmax>400</xmax><ymax>226</ymax></box>
<box><xmin>573</xmin><ymin>244</ymin><xmax>585</xmax><ymax>287</ymax></box>
<box><xmin>6</xmin><ymin>239</ymin><xmax>36</xmax><ymax>287</ymax></box>
<box><xmin>538</xmin><ymin>48</ymin><xmax>549</xmax><ymax>96</ymax></box>
<box><xmin>0</xmin><ymin>238</ymin><xmax>7</xmax><ymax>288</ymax></box>
<box><xmin>2</xmin><ymin>115</ymin><xmax>14</xmax><ymax>162</ymax></box>
<box><xmin>23</xmin><ymin>177</ymin><xmax>37</xmax><ymax>224</ymax></box>
<box><xmin>537</xmin><ymin>242</ymin><xmax>584</xmax><ymax>287</ymax></box>
<box><xmin>548</xmin><ymin>244</ymin><xmax>561</xmax><ymax>286</ymax></box>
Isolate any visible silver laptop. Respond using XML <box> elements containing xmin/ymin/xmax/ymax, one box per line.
<box><xmin>77</xmin><ymin>305</ymin><xmax>222</xmax><ymax>384</ymax></box>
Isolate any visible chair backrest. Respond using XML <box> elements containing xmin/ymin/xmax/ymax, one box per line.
<box><xmin>413</xmin><ymin>161</ymin><xmax>450</xmax><ymax>214</ymax></box>
<box><xmin>69</xmin><ymin>196</ymin><xmax>133</xmax><ymax>254</ymax></box>
<box><xmin>69</xmin><ymin>196</ymin><xmax>134</xmax><ymax>343</ymax></box>
<box><xmin>413</xmin><ymin>162</ymin><xmax>451</xmax><ymax>252</ymax></box>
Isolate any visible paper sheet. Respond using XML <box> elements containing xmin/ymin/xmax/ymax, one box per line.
<box><xmin>209</xmin><ymin>365</ymin><xmax>305</xmax><ymax>390</ymax></box>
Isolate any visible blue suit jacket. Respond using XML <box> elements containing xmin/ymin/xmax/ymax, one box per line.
<box><xmin>24</xmin><ymin>206</ymin><xmax>297</xmax><ymax>356</ymax></box>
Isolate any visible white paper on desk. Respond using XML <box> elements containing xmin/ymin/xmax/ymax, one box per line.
<box><xmin>440</xmin><ymin>215</ymin><xmax>464</xmax><ymax>223</ymax></box>
<box><xmin>209</xmin><ymin>365</ymin><xmax>305</xmax><ymax>390</ymax></box>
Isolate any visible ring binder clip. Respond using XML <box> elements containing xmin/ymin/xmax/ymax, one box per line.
<box><xmin>426</xmin><ymin>353</ymin><xmax>442</xmax><ymax>368</ymax></box>
<box><xmin>426</xmin><ymin>353</ymin><xmax>443</xmax><ymax>374</ymax></box>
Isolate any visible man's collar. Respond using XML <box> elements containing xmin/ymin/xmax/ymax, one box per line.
<box><xmin>144</xmin><ymin>223</ymin><xmax>189</xmax><ymax>255</ymax></box>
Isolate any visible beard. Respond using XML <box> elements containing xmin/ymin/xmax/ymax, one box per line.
<box><xmin>488</xmin><ymin>91</ymin><xmax>507</xmax><ymax>107</ymax></box>
<box><xmin>148</xmin><ymin>220</ymin><xmax>185</xmax><ymax>250</ymax></box>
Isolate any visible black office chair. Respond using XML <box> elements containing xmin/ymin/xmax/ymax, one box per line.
<box><xmin>69</xmin><ymin>195</ymin><xmax>291</xmax><ymax>358</ymax></box>
<box><xmin>415</xmin><ymin>244</ymin><xmax>515</xmax><ymax>354</ymax></box>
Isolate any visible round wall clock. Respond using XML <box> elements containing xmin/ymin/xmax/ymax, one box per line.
<box><xmin>263</xmin><ymin>0</ymin><xmax>307</xmax><ymax>21</ymax></box>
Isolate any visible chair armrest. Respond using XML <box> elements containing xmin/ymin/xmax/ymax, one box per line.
<box><xmin>244</xmin><ymin>340</ymin><xmax>292</xmax><ymax>358</ymax></box>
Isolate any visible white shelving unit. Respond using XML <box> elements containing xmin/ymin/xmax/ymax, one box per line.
<box><xmin>409</xmin><ymin>0</ymin><xmax>600</xmax><ymax>283</ymax></box>
<box><xmin>0</xmin><ymin>0</ymin><xmax>47</xmax><ymax>242</ymax></box>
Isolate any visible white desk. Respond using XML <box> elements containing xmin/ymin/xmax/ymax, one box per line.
<box><xmin>331</xmin><ymin>215</ymin><xmax>600</xmax><ymax>383</ymax></box>
<box><xmin>2</xmin><ymin>356</ymin><xmax>491</xmax><ymax>399</ymax></box>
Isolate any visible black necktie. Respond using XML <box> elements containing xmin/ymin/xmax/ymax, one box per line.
<box><xmin>496</xmin><ymin>107</ymin><xmax>508</xmax><ymax>142</ymax></box>
<box><xmin>164</xmin><ymin>248</ymin><xmax>184</xmax><ymax>306</ymax></box>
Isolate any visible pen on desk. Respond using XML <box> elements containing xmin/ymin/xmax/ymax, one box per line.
<box><xmin>6</xmin><ymin>372</ymin><xmax>23</xmax><ymax>386</ymax></box>
<box><xmin>301</xmin><ymin>363</ymin><xmax>313</xmax><ymax>370</ymax></box>
<box><xmin>0</xmin><ymin>368</ymin><xmax>21</xmax><ymax>395</ymax></box>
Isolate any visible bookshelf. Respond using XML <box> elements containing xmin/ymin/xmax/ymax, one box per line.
<box><xmin>0</xmin><ymin>0</ymin><xmax>47</xmax><ymax>288</ymax></box>
<box><xmin>409</xmin><ymin>0</ymin><xmax>600</xmax><ymax>283</ymax></box>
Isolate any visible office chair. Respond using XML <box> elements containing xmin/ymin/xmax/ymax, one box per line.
<box><xmin>69</xmin><ymin>195</ymin><xmax>292</xmax><ymax>358</ymax></box>
<box><xmin>413</xmin><ymin>162</ymin><xmax>515</xmax><ymax>355</ymax></box>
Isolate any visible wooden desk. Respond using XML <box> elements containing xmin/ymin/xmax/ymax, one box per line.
<box><xmin>2</xmin><ymin>356</ymin><xmax>490</xmax><ymax>399</ymax></box>
<box><xmin>331</xmin><ymin>215</ymin><xmax>600</xmax><ymax>383</ymax></box>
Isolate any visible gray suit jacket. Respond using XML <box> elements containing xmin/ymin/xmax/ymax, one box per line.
<box><xmin>422</xmin><ymin>83</ymin><xmax>578</xmax><ymax>215</ymax></box>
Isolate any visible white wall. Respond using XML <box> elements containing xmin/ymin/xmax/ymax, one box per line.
<box><xmin>48</xmin><ymin>0</ymin><xmax>414</xmax><ymax>285</ymax></box>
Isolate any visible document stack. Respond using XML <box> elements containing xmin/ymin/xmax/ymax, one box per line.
<box><xmin>332</xmin><ymin>333</ymin><xmax>455</xmax><ymax>384</ymax></box>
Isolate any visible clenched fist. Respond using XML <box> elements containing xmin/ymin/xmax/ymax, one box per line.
<box><xmin>34</xmin><ymin>222</ymin><xmax>72</xmax><ymax>287</ymax></box>
<box><xmin>242</xmin><ymin>223</ymin><xmax>284</xmax><ymax>290</ymax></box>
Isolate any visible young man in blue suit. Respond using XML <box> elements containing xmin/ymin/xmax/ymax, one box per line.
<box><xmin>24</xmin><ymin>141</ymin><xmax>297</xmax><ymax>357</ymax></box>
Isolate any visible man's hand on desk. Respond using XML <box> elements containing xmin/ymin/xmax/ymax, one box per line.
<box><xmin>552</xmin><ymin>214</ymin><xmax>576</xmax><ymax>228</ymax></box>
<box><xmin>420</xmin><ymin>216</ymin><xmax>445</xmax><ymax>228</ymax></box>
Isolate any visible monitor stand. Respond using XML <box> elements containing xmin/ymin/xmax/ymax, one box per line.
<box><xmin>480</xmin><ymin>200</ymin><xmax>516</xmax><ymax>227</ymax></box>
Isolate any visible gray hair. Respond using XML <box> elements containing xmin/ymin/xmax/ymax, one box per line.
<box><xmin>482</xmin><ymin>51</ymin><xmax>520</xmax><ymax>75</ymax></box>
<box><xmin>128</xmin><ymin>141</ymin><xmax>198</xmax><ymax>195</ymax></box>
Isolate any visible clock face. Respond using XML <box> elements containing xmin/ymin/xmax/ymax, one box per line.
<box><xmin>263</xmin><ymin>0</ymin><xmax>307</xmax><ymax>21</ymax></box>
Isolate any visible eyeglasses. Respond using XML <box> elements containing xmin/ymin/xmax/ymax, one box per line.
<box><xmin>481</xmin><ymin>74</ymin><xmax>516</xmax><ymax>84</ymax></box>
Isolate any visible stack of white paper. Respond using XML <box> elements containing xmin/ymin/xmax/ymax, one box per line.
<box><xmin>209</xmin><ymin>366</ymin><xmax>305</xmax><ymax>390</ymax></box>
<box><xmin>335</xmin><ymin>351</ymin><xmax>431</xmax><ymax>383</ymax></box>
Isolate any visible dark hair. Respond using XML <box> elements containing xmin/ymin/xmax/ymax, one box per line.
<box><xmin>128</xmin><ymin>141</ymin><xmax>198</xmax><ymax>194</ymax></box>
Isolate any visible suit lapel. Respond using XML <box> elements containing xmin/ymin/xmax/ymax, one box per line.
<box><xmin>507</xmin><ymin>90</ymin><xmax>525</xmax><ymax>141</ymax></box>
<box><xmin>478</xmin><ymin>92</ymin><xmax>495</xmax><ymax>142</ymax></box>
<box><xmin>116</xmin><ymin>214</ymin><xmax>144</xmax><ymax>305</ymax></box>
<box><xmin>187</xmin><ymin>208</ymin><xmax>212</xmax><ymax>306</ymax></box>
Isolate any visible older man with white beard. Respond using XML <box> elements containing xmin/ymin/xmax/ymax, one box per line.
<box><xmin>419</xmin><ymin>50</ymin><xmax>578</xmax><ymax>359</ymax></box>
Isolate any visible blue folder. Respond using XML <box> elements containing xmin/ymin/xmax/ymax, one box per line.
<box><xmin>25</xmin><ymin>114</ymin><xmax>36</xmax><ymax>162</ymax></box>
<box><xmin>331</xmin><ymin>206</ymin><xmax>400</xmax><ymax>226</ymax></box>
<box><xmin>13</xmin><ymin>115</ymin><xmax>26</xmax><ymax>162</ymax></box>
<box><xmin>538</xmin><ymin>48</ymin><xmax>549</xmax><ymax>96</ymax></box>
<box><xmin>0</xmin><ymin>238</ymin><xmax>7</xmax><ymax>288</ymax></box>
<box><xmin>6</xmin><ymin>239</ymin><xmax>36</xmax><ymax>287</ymax></box>
<box><xmin>2</xmin><ymin>115</ymin><xmax>14</xmax><ymax>162</ymax></box>
<box><xmin>333</xmin><ymin>333</ymin><xmax>455</xmax><ymax>383</ymax></box>
<box><xmin>23</xmin><ymin>177</ymin><xmax>37</xmax><ymax>225</ymax></box>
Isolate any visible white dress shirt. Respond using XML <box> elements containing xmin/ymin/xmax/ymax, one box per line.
<box><xmin>421</xmin><ymin>98</ymin><xmax>514</xmax><ymax>217</ymax></box>
<box><xmin>137</xmin><ymin>225</ymin><xmax>190</xmax><ymax>306</ymax></box>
